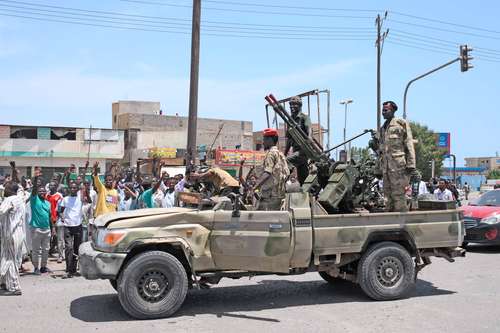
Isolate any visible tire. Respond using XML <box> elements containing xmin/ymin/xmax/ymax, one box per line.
<box><xmin>109</xmin><ymin>279</ymin><xmax>118</xmax><ymax>291</ymax></box>
<box><xmin>117</xmin><ymin>251</ymin><xmax>188</xmax><ymax>319</ymax></box>
<box><xmin>358</xmin><ymin>241</ymin><xmax>415</xmax><ymax>301</ymax></box>
<box><xmin>318</xmin><ymin>271</ymin><xmax>344</xmax><ymax>284</ymax></box>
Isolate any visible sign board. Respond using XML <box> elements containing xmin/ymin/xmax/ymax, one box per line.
<box><xmin>216</xmin><ymin>149</ymin><xmax>266</xmax><ymax>167</ymax></box>
<box><xmin>148</xmin><ymin>147</ymin><xmax>177</xmax><ymax>159</ymax></box>
<box><xmin>435</xmin><ymin>132</ymin><xmax>451</xmax><ymax>156</ymax></box>
<box><xmin>37</xmin><ymin>127</ymin><xmax>51</xmax><ymax>140</ymax></box>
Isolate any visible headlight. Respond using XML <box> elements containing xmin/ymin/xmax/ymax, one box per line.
<box><xmin>94</xmin><ymin>228</ymin><xmax>127</xmax><ymax>250</ymax></box>
<box><xmin>481</xmin><ymin>214</ymin><xmax>500</xmax><ymax>225</ymax></box>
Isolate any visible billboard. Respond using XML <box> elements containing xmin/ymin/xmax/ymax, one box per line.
<box><xmin>435</xmin><ymin>132</ymin><xmax>451</xmax><ymax>156</ymax></box>
<box><xmin>148</xmin><ymin>147</ymin><xmax>177</xmax><ymax>159</ymax></box>
<box><xmin>215</xmin><ymin>149</ymin><xmax>267</xmax><ymax>167</ymax></box>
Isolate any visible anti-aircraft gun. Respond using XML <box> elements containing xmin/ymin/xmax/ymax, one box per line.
<box><xmin>265</xmin><ymin>94</ymin><xmax>384</xmax><ymax>213</ymax></box>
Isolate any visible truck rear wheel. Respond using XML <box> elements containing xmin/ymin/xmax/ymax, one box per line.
<box><xmin>358</xmin><ymin>241</ymin><xmax>415</xmax><ymax>301</ymax></box>
<box><xmin>117</xmin><ymin>251</ymin><xmax>188</xmax><ymax>319</ymax></box>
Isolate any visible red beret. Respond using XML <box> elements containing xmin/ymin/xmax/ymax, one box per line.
<box><xmin>263</xmin><ymin>128</ymin><xmax>279</xmax><ymax>137</ymax></box>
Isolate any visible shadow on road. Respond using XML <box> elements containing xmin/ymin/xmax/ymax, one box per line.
<box><xmin>464</xmin><ymin>244</ymin><xmax>500</xmax><ymax>254</ymax></box>
<box><xmin>70</xmin><ymin>277</ymin><xmax>455</xmax><ymax>323</ymax></box>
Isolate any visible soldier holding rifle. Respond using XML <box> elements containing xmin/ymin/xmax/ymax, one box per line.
<box><xmin>378</xmin><ymin>101</ymin><xmax>416</xmax><ymax>212</ymax></box>
<box><xmin>254</xmin><ymin>128</ymin><xmax>290</xmax><ymax>211</ymax></box>
<box><xmin>284</xmin><ymin>96</ymin><xmax>311</xmax><ymax>185</ymax></box>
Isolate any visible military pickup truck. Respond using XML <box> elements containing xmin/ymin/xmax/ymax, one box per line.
<box><xmin>79</xmin><ymin>192</ymin><xmax>465</xmax><ymax>319</ymax></box>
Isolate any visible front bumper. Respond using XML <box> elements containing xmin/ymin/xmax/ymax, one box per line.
<box><xmin>78</xmin><ymin>241</ymin><xmax>127</xmax><ymax>280</ymax></box>
<box><xmin>464</xmin><ymin>224</ymin><xmax>500</xmax><ymax>244</ymax></box>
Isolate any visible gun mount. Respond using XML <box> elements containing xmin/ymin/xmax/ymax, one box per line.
<box><xmin>265</xmin><ymin>93</ymin><xmax>384</xmax><ymax>214</ymax></box>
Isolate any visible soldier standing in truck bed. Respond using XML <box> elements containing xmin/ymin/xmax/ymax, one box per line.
<box><xmin>284</xmin><ymin>96</ymin><xmax>311</xmax><ymax>186</ymax></box>
<box><xmin>254</xmin><ymin>128</ymin><xmax>290</xmax><ymax>211</ymax></box>
<box><xmin>379</xmin><ymin>101</ymin><xmax>416</xmax><ymax>212</ymax></box>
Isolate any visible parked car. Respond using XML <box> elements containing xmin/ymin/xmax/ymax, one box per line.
<box><xmin>461</xmin><ymin>189</ymin><xmax>500</xmax><ymax>245</ymax></box>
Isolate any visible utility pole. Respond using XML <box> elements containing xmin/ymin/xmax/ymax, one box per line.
<box><xmin>186</xmin><ymin>0</ymin><xmax>201</xmax><ymax>165</ymax></box>
<box><xmin>375</xmin><ymin>12</ymin><xmax>388</xmax><ymax>132</ymax></box>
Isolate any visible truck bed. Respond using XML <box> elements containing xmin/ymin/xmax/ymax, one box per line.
<box><xmin>312</xmin><ymin>209</ymin><xmax>463</xmax><ymax>256</ymax></box>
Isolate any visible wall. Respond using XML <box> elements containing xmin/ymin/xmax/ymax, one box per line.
<box><xmin>112</xmin><ymin>101</ymin><xmax>161</xmax><ymax>129</ymax></box>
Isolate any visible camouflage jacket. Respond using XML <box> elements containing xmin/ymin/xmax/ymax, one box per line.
<box><xmin>261</xmin><ymin>146</ymin><xmax>290</xmax><ymax>199</ymax></box>
<box><xmin>380</xmin><ymin>117</ymin><xmax>416</xmax><ymax>172</ymax></box>
<box><xmin>286</xmin><ymin>112</ymin><xmax>311</xmax><ymax>150</ymax></box>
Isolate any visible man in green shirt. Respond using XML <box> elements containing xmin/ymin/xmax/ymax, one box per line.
<box><xmin>30</xmin><ymin>170</ymin><xmax>51</xmax><ymax>275</ymax></box>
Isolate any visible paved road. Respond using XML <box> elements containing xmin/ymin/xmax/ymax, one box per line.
<box><xmin>1</xmin><ymin>245</ymin><xmax>499</xmax><ymax>333</ymax></box>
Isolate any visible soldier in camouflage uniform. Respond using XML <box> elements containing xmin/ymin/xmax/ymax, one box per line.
<box><xmin>255</xmin><ymin>128</ymin><xmax>290</xmax><ymax>211</ymax></box>
<box><xmin>285</xmin><ymin>96</ymin><xmax>311</xmax><ymax>185</ymax></box>
<box><xmin>379</xmin><ymin>101</ymin><xmax>416</xmax><ymax>212</ymax></box>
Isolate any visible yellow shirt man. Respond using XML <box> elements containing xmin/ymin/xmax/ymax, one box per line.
<box><xmin>93</xmin><ymin>175</ymin><xmax>119</xmax><ymax>217</ymax></box>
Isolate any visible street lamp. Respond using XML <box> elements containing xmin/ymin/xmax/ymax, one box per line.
<box><xmin>339</xmin><ymin>99</ymin><xmax>353</xmax><ymax>151</ymax></box>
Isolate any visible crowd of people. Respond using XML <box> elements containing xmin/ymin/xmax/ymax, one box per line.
<box><xmin>0</xmin><ymin>160</ymin><xmax>193</xmax><ymax>296</ymax></box>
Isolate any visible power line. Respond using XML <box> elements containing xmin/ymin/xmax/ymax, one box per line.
<box><xmin>0</xmin><ymin>0</ymin><xmax>374</xmax><ymax>31</ymax></box>
<box><xmin>0</xmin><ymin>8</ymin><xmax>376</xmax><ymax>38</ymax></box>
<box><xmin>388</xmin><ymin>18</ymin><xmax>500</xmax><ymax>41</ymax></box>
<box><xmin>0</xmin><ymin>3</ymin><xmax>373</xmax><ymax>34</ymax></box>
<box><xmin>391</xmin><ymin>30</ymin><xmax>500</xmax><ymax>58</ymax></box>
<box><xmin>387</xmin><ymin>39</ymin><xmax>500</xmax><ymax>63</ymax></box>
<box><xmin>120</xmin><ymin>0</ymin><xmax>374</xmax><ymax>19</ymax></box>
<box><xmin>189</xmin><ymin>0</ymin><xmax>380</xmax><ymax>13</ymax></box>
<box><xmin>390</xmin><ymin>10</ymin><xmax>500</xmax><ymax>35</ymax></box>
<box><xmin>0</xmin><ymin>12</ymin><xmax>374</xmax><ymax>41</ymax></box>
<box><xmin>392</xmin><ymin>29</ymin><xmax>500</xmax><ymax>55</ymax></box>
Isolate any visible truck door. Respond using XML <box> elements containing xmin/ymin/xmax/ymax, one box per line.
<box><xmin>210</xmin><ymin>210</ymin><xmax>291</xmax><ymax>273</ymax></box>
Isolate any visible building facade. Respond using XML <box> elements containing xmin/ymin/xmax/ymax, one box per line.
<box><xmin>465</xmin><ymin>156</ymin><xmax>500</xmax><ymax>172</ymax></box>
<box><xmin>0</xmin><ymin>124</ymin><xmax>124</xmax><ymax>178</ymax></box>
<box><xmin>112</xmin><ymin>100</ymin><xmax>254</xmax><ymax>166</ymax></box>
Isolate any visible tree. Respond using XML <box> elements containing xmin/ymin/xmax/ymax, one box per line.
<box><xmin>350</xmin><ymin>146</ymin><xmax>372</xmax><ymax>162</ymax></box>
<box><xmin>487</xmin><ymin>169</ymin><xmax>500</xmax><ymax>179</ymax></box>
<box><xmin>409</xmin><ymin>121</ymin><xmax>445</xmax><ymax>181</ymax></box>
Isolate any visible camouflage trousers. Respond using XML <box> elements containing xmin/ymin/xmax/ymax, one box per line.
<box><xmin>287</xmin><ymin>151</ymin><xmax>308</xmax><ymax>185</ymax></box>
<box><xmin>256</xmin><ymin>197</ymin><xmax>284</xmax><ymax>211</ymax></box>
<box><xmin>383</xmin><ymin>169</ymin><xmax>410</xmax><ymax>212</ymax></box>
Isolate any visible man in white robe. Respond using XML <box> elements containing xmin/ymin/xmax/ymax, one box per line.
<box><xmin>0</xmin><ymin>181</ymin><xmax>26</xmax><ymax>296</ymax></box>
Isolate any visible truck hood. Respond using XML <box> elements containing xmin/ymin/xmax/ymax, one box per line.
<box><xmin>93</xmin><ymin>207</ymin><xmax>197</xmax><ymax>227</ymax></box>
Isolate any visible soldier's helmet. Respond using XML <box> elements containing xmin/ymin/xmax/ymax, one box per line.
<box><xmin>290</xmin><ymin>96</ymin><xmax>302</xmax><ymax>105</ymax></box>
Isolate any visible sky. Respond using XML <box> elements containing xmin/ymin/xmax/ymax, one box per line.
<box><xmin>0</xmin><ymin>0</ymin><xmax>499</xmax><ymax>166</ymax></box>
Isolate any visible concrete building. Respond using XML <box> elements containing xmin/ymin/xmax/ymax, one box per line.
<box><xmin>465</xmin><ymin>156</ymin><xmax>500</xmax><ymax>172</ymax></box>
<box><xmin>0</xmin><ymin>124</ymin><xmax>124</xmax><ymax>178</ymax></box>
<box><xmin>112</xmin><ymin>100</ymin><xmax>254</xmax><ymax>166</ymax></box>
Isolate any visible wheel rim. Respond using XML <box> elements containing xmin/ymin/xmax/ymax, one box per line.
<box><xmin>376</xmin><ymin>256</ymin><xmax>403</xmax><ymax>287</ymax></box>
<box><xmin>137</xmin><ymin>270</ymin><xmax>170</xmax><ymax>303</ymax></box>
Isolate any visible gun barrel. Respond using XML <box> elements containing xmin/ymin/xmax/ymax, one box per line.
<box><xmin>325</xmin><ymin>130</ymin><xmax>372</xmax><ymax>154</ymax></box>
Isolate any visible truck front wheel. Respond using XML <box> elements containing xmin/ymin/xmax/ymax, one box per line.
<box><xmin>358</xmin><ymin>241</ymin><xmax>415</xmax><ymax>301</ymax></box>
<box><xmin>117</xmin><ymin>251</ymin><xmax>188</xmax><ymax>319</ymax></box>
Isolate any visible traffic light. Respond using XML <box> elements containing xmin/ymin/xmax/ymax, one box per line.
<box><xmin>460</xmin><ymin>45</ymin><xmax>473</xmax><ymax>72</ymax></box>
